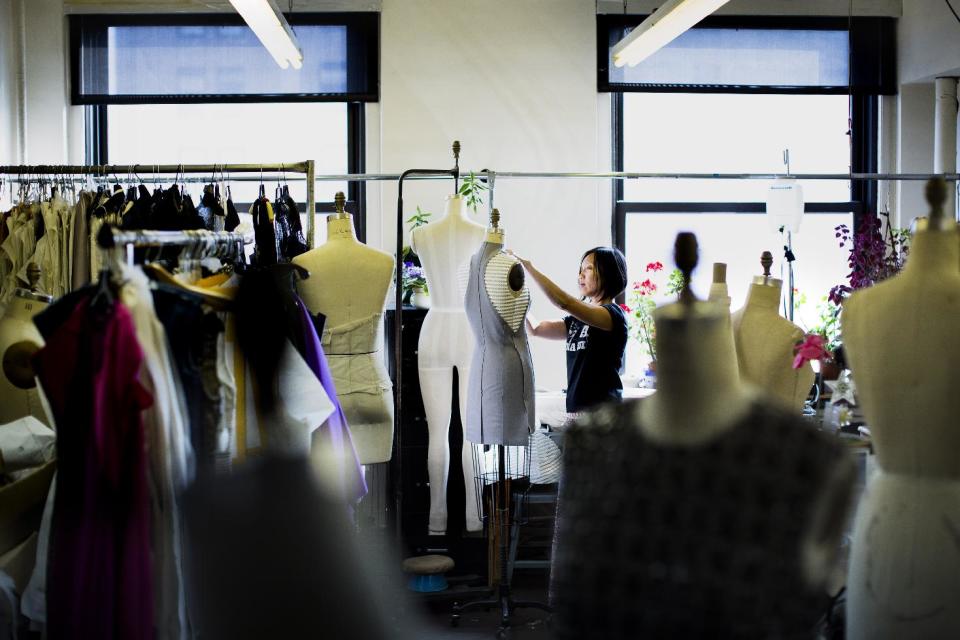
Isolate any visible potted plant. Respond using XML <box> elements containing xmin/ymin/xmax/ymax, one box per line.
<box><xmin>625</xmin><ymin>261</ymin><xmax>684</xmax><ymax>383</ymax></box>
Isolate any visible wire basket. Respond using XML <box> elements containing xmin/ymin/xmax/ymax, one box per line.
<box><xmin>470</xmin><ymin>437</ymin><xmax>533</xmax><ymax>529</ymax></box>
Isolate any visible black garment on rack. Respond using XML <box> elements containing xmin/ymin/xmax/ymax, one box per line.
<box><xmin>225</xmin><ymin>193</ymin><xmax>241</xmax><ymax>232</ymax></box>
<box><xmin>122</xmin><ymin>185</ymin><xmax>154</xmax><ymax>230</ymax></box>
<box><xmin>152</xmin><ymin>285</ymin><xmax>224</xmax><ymax>474</ymax></box>
<box><xmin>273</xmin><ymin>186</ymin><xmax>307</xmax><ymax>261</ymax></box>
<box><xmin>250</xmin><ymin>191</ymin><xmax>279</xmax><ymax>266</ymax></box>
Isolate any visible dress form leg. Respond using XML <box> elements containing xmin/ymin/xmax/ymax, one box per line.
<box><xmin>457</xmin><ymin>364</ymin><xmax>482</xmax><ymax>532</ymax></box>
<box><xmin>420</xmin><ymin>366</ymin><xmax>454</xmax><ymax>535</ymax></box>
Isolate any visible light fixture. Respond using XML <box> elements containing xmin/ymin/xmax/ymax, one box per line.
<box><xmin>228</xmin><ymin>0</ymin><xmax>303</xmax><ymax>70</ymax></box>
<box><xmin>612</xmin><ymin>0</ymin><xmax>731</xmax><ymax>68</ymax></box>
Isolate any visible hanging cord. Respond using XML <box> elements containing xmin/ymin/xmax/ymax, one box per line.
<box><xmin>945</xmin><ymin>0</ymin><xmax>960</xmax><ymax>25</ymax></box>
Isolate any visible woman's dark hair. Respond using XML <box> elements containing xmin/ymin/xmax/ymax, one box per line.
<box><xmin>582</xmin><ymin>246</ymin><xmax>627</xmax><ymax>301</ymax></box>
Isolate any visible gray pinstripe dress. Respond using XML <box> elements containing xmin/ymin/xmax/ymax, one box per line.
<box><xmin>464</xmin><ymin>241</ymin><xmax>536</xmax><ymax>446</ymax></box>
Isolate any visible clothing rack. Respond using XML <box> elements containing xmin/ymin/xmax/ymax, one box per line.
<box><xmin>0</xmin><ymin>161</ymin><xmax>317</xmax><ymax>247</ymax></box>
<box><xmin>97</xmin><ymin>228</ymin><xmax>251</xmax><ymax>266</ymax></box>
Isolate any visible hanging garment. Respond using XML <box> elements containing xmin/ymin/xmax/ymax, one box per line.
<box><xmin>250</xmin><ymin>195</ymin><xmax>279</xmax><ymax>266</ymax></box>
<box><xmin>464</xmin><ymin>241</ymin><xmax>535</xmax><ymax>446</ymax></box>
<box><xmin>274</xmin><ymin>186</ymin><xmax>307</xmax><ymax>261</ymax></box>
<box><xmin>224</xmin><ymin>192</ymin><xmax>241</xmax><ymax>233</ymax></box>
<box><xmin>70</xmin><ymin>191</ymin><xmax>93</xmax><ymax>291</ymax></box>
<box><xmin>119</xmin><ymin>266</ymin><xmax>195</xmax><ymax>640</ymax></box>
<box><xmin>152</xmin><ymin>285</ymin><xmax>224</xmax><ymax>476</ymax></box>
<box><xmin>294</xmin><ymin>296</ymin><xmax>366</xmax><ymax>507</ymax></box>
<box><xmin>32</xmin><ymin>295</ymin><xmax>155</xmax><ymax>640</ymax></box>
<box><xmin>550</xmin><ymin>399</ymin><xmax>846</xmax><ymax>639</ymax></box>
<box><xmin>321</xmin><ymin>312</ymin><xmax>394</xmax><ymax>464</ymax></box>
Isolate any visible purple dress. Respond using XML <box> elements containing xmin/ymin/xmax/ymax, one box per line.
<box><xmin>294</xmin><ymin>297</ymin><xmax>367</xmax><ymax>506</ymax></box>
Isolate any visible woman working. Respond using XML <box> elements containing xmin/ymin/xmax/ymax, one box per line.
<box><xmin>511</xmin><ymin>247</ymin><xmax>628</xmax><ymax>413</ymax></box>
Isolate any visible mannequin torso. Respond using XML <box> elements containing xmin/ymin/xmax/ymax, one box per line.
<box><xmin>552</xmin><ymin>295</ymin><xmax>853</xmax><ymax>638</ymax></box>
<box><xmin>732</xmin><ymin>280</ymin><xmax>813</xmax><ymax>412</ymax></box>
<box><xmin>292</xmin><ymin>215</ymin><xmax>395</xmax><ymax>464</ymax></box>
<box><xmin>842</xmin><ymin>220</ymin><xmax>960</xmax><ymax>640</ymax></box>
<box><xmin>0</xmin><ymin>292</ymin><xmax>50</xmax><ymax>426</ymax></box>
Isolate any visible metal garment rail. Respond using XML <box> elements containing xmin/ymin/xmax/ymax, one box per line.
<box><xmin>98</xmin><ymin>228</ymin><xmax>250</xmax><ymax>266</ymax></box>
<box><xmin>0</xmin><ymin>161</ymin><xmax>317</xmax><ymax>247</ymax></box>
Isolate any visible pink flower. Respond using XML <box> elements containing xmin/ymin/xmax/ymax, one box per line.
<box><xmin>645</xmin><ymin>261</ymin><xmax>664</xmax><ymax>273</ymax></box>
<box><xmin>792</xmin><ymin>334</ymin><xmax>830</xmax><ymax>369</ymax></box>
<box><xmin>618</xmin><ymin>303</ymin><xmax>632</xmax><ymax>313</ymax></box>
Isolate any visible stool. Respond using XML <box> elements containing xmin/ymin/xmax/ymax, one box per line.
<box><xmin>402</xmin><ymin>554</ymin><xmax>455</xmax><ymax>593</ymax></box>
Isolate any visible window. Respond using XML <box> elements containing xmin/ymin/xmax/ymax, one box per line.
<box><xmin>71</xmin><ymin>13</ymin><xmax>376</xmax><ymax>241</ymax></box>
<box><xmin>602</xmin><ymin>15</ymin><xmax>894</xmax><ymax>372</ymax></box>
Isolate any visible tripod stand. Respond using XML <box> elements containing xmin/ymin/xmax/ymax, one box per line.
<box><xmin>451</xmin><ymin>443</ymin><xmax>551</xmax><ymax>638</ymax></box>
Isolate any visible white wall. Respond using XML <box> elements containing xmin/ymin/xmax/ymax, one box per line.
<box><xmin>896</xmin><ymin>0</ymin><xmax>960</xmax><ymax>222</ymax></box>
<box><xmin>898</xmin><ymin>0</ymin><xmax>960</xmax><ymax>83</ymax></box>
<box><xmin>377</xmin><ymin>0</ymin><xmax>606</xmax><ymax>390</ymax></box>
<box><xmin>0</xmin><ymin>0</ymin><xmax>22</xmax><ymax>165</ymax></box>
<box><xmin>20</xmin><ymin>0</ymin><xmax>72</xmax><ymax>164</ymax></box>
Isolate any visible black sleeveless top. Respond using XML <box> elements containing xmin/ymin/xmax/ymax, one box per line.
<box><xmin>551</xmin><ymin>399</ymin><xmax>846</xmax><ymax>639</ymax></box>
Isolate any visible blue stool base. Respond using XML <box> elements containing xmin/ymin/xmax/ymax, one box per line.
<box><xmin>407</xmin><ymin>573</ymin><xmax>448</xmax><ymax>593</ymax></box>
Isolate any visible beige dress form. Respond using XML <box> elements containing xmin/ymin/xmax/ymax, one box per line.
<box><xmin>843</xmin><ymin>219</ymin><xmax>960</xmax><ymax>640</ymax></box>
<box><xmin>293</xmin><ymin>215</ymin><xmax>395</xmax><ymax>464</ymax></box>
<box><xmin>732</xmin><ymin>280</ymin><xmax>813</xmax><ymax>412</ymax></box>
<box><xmin>0</xmin><ymin>291</ymin><xmax>51</xmax><ymax>427</ymax></box>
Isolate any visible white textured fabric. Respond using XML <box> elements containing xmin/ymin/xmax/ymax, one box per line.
<box><xmin>120</xmin><ymin>266</ymin><xmax>194</xmax><ymax>640</ymax></box>
<box><xmin>20</xmin><ymin>479</ymin><xmax>53</xmax><ymax>629</ymax></box>
<box><xmin>529</xmin><ymin>429</ymin><xmax>562</xmax><ymax>485</ymax></box>
<box><xmin>269</xmin><ymin>339</ymin><xmax>335</xmax><ymax>456</ymax></box>
<box><xmin>483</xmin><ymin>253</ymin><xmax>530</xmax><ymax>333</ymax></box>
<box><xmin>0</xmin><ymin>417</ymin><xmax>55</xmax><ymax>475</ymax></box>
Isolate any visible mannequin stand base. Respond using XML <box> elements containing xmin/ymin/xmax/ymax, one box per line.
<box><xmin>451</xmin><ymin>583</ymin><xmax>551</xmax><ymax>637</ymax></box>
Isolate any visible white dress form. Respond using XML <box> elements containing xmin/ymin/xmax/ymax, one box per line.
<box><xmin>732</xmin><ymin>259</ymin><xmax>813</xmax><ymax>412</ymax></box>
<box><xmin>409</xmin><ymin>195</ymin><xmax>485</xmax><ymax>535</ymax></box>
<box><xmin>293</xmin><ymin>212</ymin><xmax>395</xmax><ymax>464</ymax></box>
<box><xmin>842</xmin><ymin>184</ymin><xmax>960</xmax><ymax>640</ymax></box>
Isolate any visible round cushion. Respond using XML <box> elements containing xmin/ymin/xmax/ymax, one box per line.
<box><xmin>402</xmin><ymin>554</ymin><xmax>455</xmax><ymax>575</ymax></box>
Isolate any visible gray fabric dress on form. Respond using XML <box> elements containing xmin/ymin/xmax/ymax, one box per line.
<box><xmin>464</xmin><ymin>241</ymin><xmax>535</xmax><ymax>446</ymax></box>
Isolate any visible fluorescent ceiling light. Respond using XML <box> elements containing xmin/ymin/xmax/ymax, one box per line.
<box><xmin>612</xmin><ymin>0</ymin><xmax>731</xmax><ymax>68</ymax></box>
<box><xmin>228</xmin><ymin>0</ymin><xmax>304</xmax><ymax>70</ymax></box>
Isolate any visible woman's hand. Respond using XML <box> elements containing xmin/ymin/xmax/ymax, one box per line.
<box><xmin>506</xmin><ymin>249</ymin><xmax>531</xmax><ymax>269</ymax></box>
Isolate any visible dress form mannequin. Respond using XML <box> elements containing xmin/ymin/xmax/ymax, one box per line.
<box><xmin>843</xmin><ymin>180</ymin><xmax>960</xmax><ymax>640</ymax></box>
<box><xmin>732</xmin><ymin>252</ymin><xmax>813</xmax><ymax>412</ymax></box>
<box><xmin>464</xmin><ymin>209</ymin><xmax>535</xmax><ymax>447</ymax></box>
<box><xmin>410</xmin><ymin>196</ymin><xmax>484</xmax><ymax>535</ymax></box>
<box><xmin>0</xmin><ymin>264</ymin><xmax>51</xmax><ymax>426</ymax></box>
<box><xmin>551</xmin><ymin>235</ymin><xmax>853</xmax><ymax>638</ymax></box>
<box><xmin>292</xmin><ymin>193</ymin><xmax>395</xmax><ymax>464</ymax></box>
<box><xmin>706</xmin><ymin>262</ymin><xmax>738</xmax><ymax>384</ymax></box>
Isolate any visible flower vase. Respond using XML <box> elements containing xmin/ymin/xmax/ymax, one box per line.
<box><xmin>639</xmin><ymin>362</ymin><xmax>657</xmax><ymax>389</ymax></box>
<box><xmin>411</xmin><ymin>290</ymin><xmax>431</xmax><ymax>309</ymax></box>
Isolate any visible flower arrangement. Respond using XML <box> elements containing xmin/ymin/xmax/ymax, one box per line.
<box><xmin>828</xmin><ymin>213</ymin><xmax>910</xmax><ymax>306</ymax></box>
<box><xmin>402</xmin><ymin>261</ymin><xmax>428</xmax><ymax>300</ymax></box>
<box><xmin>625</xmin><ymin>261</ymin><xmax>684</xmax><ymax>365</ymax></box>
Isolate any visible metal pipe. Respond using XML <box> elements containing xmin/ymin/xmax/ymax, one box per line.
<box><xmin>934</xmin><ymin>77</ymin><xmax>959</xmax><ymax>218</ymax></box>
<box><xmin>305</xmin><ymin>171</ymin><xmax>960</xmax><ymax>182</ymax></box>
<box><xmin>306</xmin><ymin>159</ymin><xmax>316</xmax><ymax>248</ymax></box>
<box><xmin>0</xmin><ymin>162</ymin><xmax>311</xmax><ymax>174</ymax></box>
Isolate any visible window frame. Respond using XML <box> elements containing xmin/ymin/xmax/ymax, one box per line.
<box><xmin>77</xmin><ymin>13</ymin><xmax>373</xmax><ymax>241</ymax></box>
<box><xmin>606</xmin><ymin>15</ymin><xmax>884</xmax><ymax>261</ymax></box>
